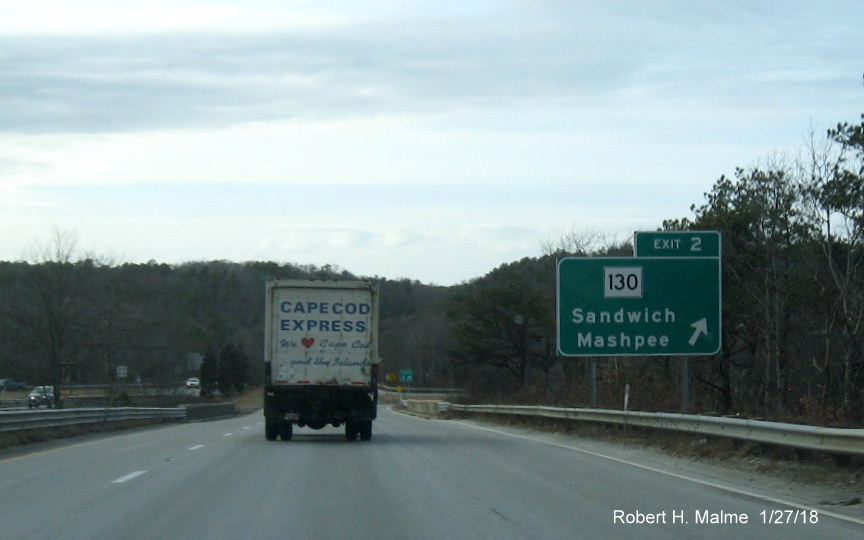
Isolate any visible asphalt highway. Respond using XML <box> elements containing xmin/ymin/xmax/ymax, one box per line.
<box><xmin>0</xmin><ymin>407</ymin><xmax>861</xmax><ymax>539</ymax></box>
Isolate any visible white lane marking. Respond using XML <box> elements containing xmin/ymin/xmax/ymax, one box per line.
<box><xmin>111</xmin><ymin>471</ymin><xmax>147</xmax><ymax>484</ymax></box>
<box><xmin>242</xmin><ymin>426</ymin><xmax>250</xmax><ymax>430</ymax></box>
<box><xmin>224</xmin><ymin>433</ymin><xmax>233</xmax><ymax>437</ymax></box>
<box><xmin>453</xmin><ymin>421</ymin><xmax>864</xmax><ymax>527</ymax></box>
<box><xmin>188</xmin><ymin>445</ymin><xmax>204</xmax><ymax>451</ymax></box>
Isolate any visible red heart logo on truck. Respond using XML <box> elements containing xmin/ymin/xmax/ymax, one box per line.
<box><xmin>301</xmin><ymin>338</ymin><xmax>315</xmax><ymax>348</ymax></box>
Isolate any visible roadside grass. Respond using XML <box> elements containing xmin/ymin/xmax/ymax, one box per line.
<box><xmin>234</xmin><ymin>386</ymin><xmax>263</xmax><ymax>414</ymax></box>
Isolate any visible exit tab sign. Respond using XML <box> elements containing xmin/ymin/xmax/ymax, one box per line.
<box><xmin>634</xmin><ymin>231</ymin><xmax>720</xmax><ymax>258</ymax></box>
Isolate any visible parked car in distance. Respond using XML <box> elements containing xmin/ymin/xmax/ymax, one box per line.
<box><xmin>28</xmin><ymin>386</ymin><xmax>55</xmax><ymax>408</ymax></box>
<box><xmin>185</xmin><ymin>378</ymin><xmax>200</xmax><ymax>389</ymax></box>
<box><xmin>0</xmin><ymin>379</ymin><xmax>27</xmax><ymax>392</ymax></box>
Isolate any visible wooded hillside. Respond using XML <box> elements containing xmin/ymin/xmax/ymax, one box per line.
<box><xmin>1</xmin><ymin>113</ymin><xmax>861</xmax><ymax>425</ymax></box>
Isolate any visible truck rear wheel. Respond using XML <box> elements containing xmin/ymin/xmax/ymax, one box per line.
<box><xmin>345</xmin><ymin>422</ymin><xmax>359</xmax><ymax>441</ymax></box>
<box><xmin>279</xmin><ymin>421</ymin><xmax>293</xmax><ymax>441</ymax></box>
<box><xmin>359</xmin><ymin>421</ymin><xmax>372</xmax><ymax>441</ymax></box>
<box><xmin>265</xmin><ymin>418</ymin><xmax>278</xmax><ymax>441</ymax></box>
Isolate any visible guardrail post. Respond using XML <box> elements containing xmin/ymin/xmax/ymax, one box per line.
<box><xmin>680</xmin><ymin>357</ymin><xmax>691</xmax><ymax>413</ymax></box>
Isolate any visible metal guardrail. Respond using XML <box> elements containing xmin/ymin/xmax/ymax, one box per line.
<box><xmin>0</xmin><ymin>407</ymin><xmax>186</xmax><ymax>433</ymax></box>
<box><xmin>445</xmin><ymin>404</ymin><xmax>864</xmax><ymax>457</ymax></box>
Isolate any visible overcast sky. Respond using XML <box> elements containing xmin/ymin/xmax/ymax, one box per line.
<box><xmin>1</xmin><ymin>1</ymin><xmax>861</xmax><ymax>285</ymax></box>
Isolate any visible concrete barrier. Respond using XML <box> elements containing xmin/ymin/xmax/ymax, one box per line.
<box><xmin>405</xmin><ymin>400</ymin><xmax>442</xmax><ymax>417</ymax></box>
<box><xmin>184</xmin><ymin>402</ymin><xmax>236</xmax><ymax>421</ymax></box>
<box><xmin>0</xmin><ymin>407</ymin><xmax>186</xmax><ymax>433</ymax></box>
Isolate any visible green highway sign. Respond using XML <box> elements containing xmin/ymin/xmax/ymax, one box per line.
<box><xmin>634</xmin><ymin>231</ymin><xmax>721</xmax><ymax>258</ymax></box>
<box><xmin>399</xmin><ymin>369</ymin><xmax>414</xmax><ymax>383</ymax></box>
<box><xmin>557</xmin><ymin>257</ymin><xmax>721</xmax><ymax>357</ymax></box>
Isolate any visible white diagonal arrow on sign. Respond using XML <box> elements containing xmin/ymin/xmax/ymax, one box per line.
<box><xmin>689</xmin><ymin>318</ymin><xmax>708</xmax><ymax>346</ymax></box>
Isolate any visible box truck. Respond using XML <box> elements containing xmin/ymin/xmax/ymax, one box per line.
<box><xmin>264</xmin><ymin>280</ymin><xmax>379</xmax><ymax>441</ymax></box>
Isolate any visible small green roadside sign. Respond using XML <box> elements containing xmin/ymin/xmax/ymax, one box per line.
<box><xmin>557</xmin><ymin>257</ymin><xmax>721</xmax><ymax>357</ymax></box>
<box><xmin>399</xmin><ymin>369</ymin><xmax>414</xmax><ymax>383</ymax></box>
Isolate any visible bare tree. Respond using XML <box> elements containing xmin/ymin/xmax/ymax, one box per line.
<box><xmin>9</xmin><ymin>229</ymin><xmax>87</xmax><ymax>406</ymax></box>
<box><xmin>800</xmin><ymin>119</ymin><xmax>864</xmax><ymax>420</ymax></box>
<box><xmin>541</xmin><ymin>229</ymin><xmax>626</xmax><ymax>256</ymax></box>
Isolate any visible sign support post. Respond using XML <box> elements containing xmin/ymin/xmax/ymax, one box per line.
<box><xmin>681</xmin><ymin>357</ymin><xmax>691</xmax><ymax>413</ymax></box>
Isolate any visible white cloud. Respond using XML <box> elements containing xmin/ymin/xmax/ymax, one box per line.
<box><xmin>0</xmin><ymin>1</ymin><xmax>356</xmax><ymax>36</ymax></box>
<box><xmin>1</xmin><ymin>1</ymin><xmax>862</xmax><ymax>284</ymax></box>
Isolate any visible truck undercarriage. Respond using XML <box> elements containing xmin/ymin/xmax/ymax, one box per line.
<box><xmin>264</xmin><ymin>384</ymin><xmax>377</xmax><ymax>441</ymax></box>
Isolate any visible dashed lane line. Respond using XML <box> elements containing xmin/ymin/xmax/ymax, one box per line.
<box><xmin>111</xmin><ymin>471</ymin><xmax>147</xmax><ymax>484</ymax></box>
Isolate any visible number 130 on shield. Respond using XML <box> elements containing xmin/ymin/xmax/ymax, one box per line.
<box><xmin>604</xmin><ymin>266</ymin><xmax>643</xmax><ymax>298</ymax></box>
